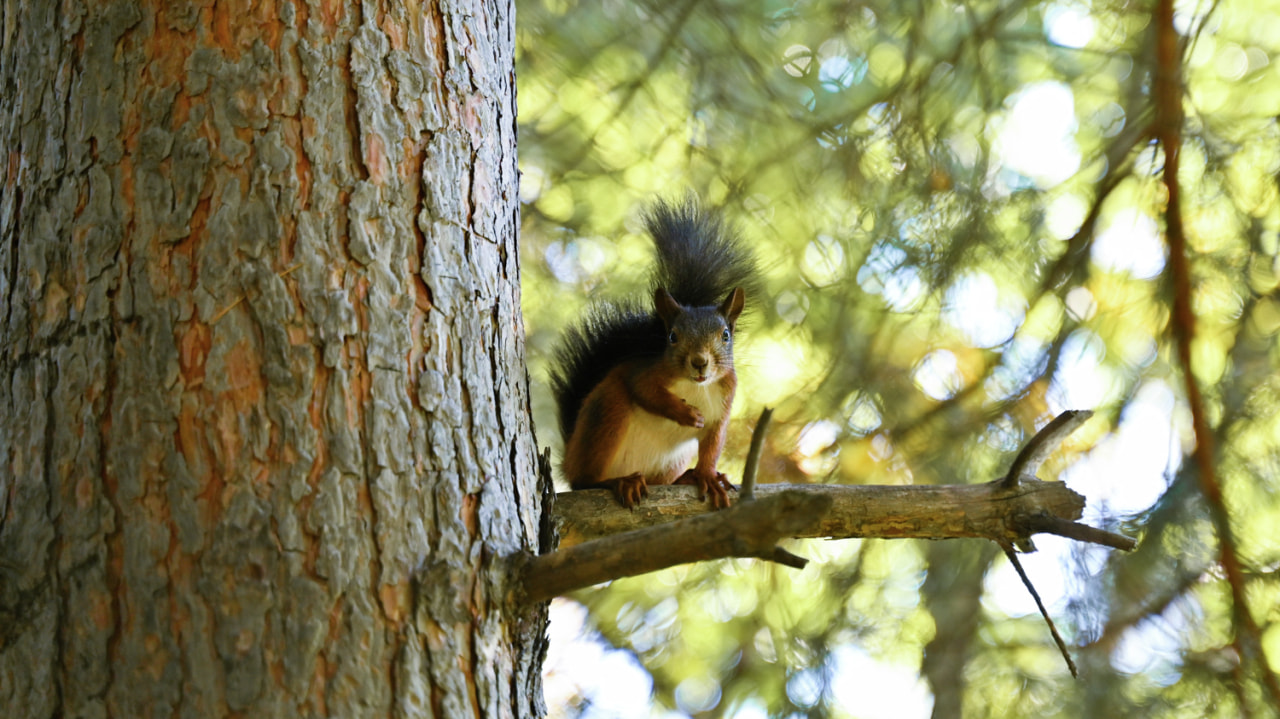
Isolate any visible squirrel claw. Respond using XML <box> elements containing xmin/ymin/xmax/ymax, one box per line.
<box><xmin>606</xmin><ymin>473</ymin><xmax>648</xmax><ymax>510</ymax></box>
<box><xmin>674</xmin><ymin>470</ymin><xmax>735</xmax><ymax>509</ymax></box>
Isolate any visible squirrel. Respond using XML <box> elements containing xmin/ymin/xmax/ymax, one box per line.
<box><xmin>550</xmin><ymin>199</ymin><xmax>761</xmax><ymax>509</ymax></box>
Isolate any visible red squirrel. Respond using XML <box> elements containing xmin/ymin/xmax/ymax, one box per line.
<box><xmin>550</xmin><ymin>200</ymin><xmax>761</xmax><ymax>509</ymax></box>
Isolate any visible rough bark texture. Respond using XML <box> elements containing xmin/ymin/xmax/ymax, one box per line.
<box><xmin>0</xmin><ymin>1</ymin><xmax>546</xmax><ymax>717</ymax></box>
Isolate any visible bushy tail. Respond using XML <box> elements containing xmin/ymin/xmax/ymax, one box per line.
<box><xmin>550</xmin><ymin>199</ymin><xmax>762</xmax><ymax>439</ymax></box>
<box><xmin>550</xmin><ymin>304</ymin><xmax>659</xmax><ymax>439</ymax></box>
<box><xmin>646</xmin><ymin>198</ymin><xmax>762</xmax><ymax>309</ymax></box>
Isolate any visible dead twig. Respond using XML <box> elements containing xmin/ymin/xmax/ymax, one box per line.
<box><xmin>1001</xmin><ymin>410</ymin><xmax>1093</xmax><ymax>488</ymax></box>
<box><xmin>1000</xmin><ymin>542</ymin><xmax>1079</xmax><ymax>678</ymax></box>
<box><xmin>740</xmin><ymin>406</ymin><xmax>773</xmax><ymax>501</ymax></box>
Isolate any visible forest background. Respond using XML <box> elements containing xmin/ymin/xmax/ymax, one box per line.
<box><xmin>514</xmin><ymin>0</ymin><xmax>1280</xmax><ymax>716</ymax></box>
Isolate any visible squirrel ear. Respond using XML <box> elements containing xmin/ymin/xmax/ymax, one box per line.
<box><xmin>719</xmin><ymin>287</ymin><xmax>745</xmax><ymax>326</ymax></box>
<box><xmin>654</xmin><ymin>287</ymin><xmax>683</xmax><ymax>325</ymax></box>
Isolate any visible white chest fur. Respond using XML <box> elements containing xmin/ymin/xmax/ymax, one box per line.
<box><xmin>668</xmin><ymin>378</ymin><xmax>728</xmax><ymax>424</ymax></box>
<box><xmin>604</xmin><ymin>380</ymin><xmax>729</xmax><ymax>481</ymax></box>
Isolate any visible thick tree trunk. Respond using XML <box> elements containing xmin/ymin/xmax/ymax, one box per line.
<box><xmin>0</xmin><ymin>1</ymin><xmax>545</xmax><ymax>717</ymax></box>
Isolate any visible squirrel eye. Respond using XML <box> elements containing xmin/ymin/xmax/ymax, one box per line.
<box><xmin>668</xmin><ymin>330</ymin><xmax>678</xmax><ymax>345</ymax></box>
<box><xmin>722</xmin><ymin>328</ymin><xmax>731</xmax><ymax>342</ymax></box>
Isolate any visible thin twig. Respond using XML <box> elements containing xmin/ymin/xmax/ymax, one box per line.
<box><xmin>740</xmin><ymin>407</ymin><xmax>773</xmax><ymax>501</ymax></box>
<box><xmin>769</xmin><ymin>546</ymin><xmax>809</xmax><ymax>569</ymax></box>
<box><xmin>1014</xmin><ymin>513</ymin><xmax>1136</xmax><ymax>552</ymax></box>
<box><xmin>1000</xmin><ymin>543</ymin><xmax>1078</xmax><ymax>678</ymax></box>
<box><xmin>1001</xmin><ymin>410</ymin><xmax>1093</xmax><ymax>488</ymax></box>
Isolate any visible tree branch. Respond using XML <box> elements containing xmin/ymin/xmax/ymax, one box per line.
<box><xmin>520</xmin><ymin>490</ymin><xmax>832</xmax><ymax>603</ymax></box>
<box><xmin>552</xmin><ymin>479</ymin><xmax>1127</xmax><ymax>550</ymax></box>
<box><xmin>1155</xmin><ymin>0</ymin><xmax>1280</xmax><ymax>707</ymax></box>
<box><xmin>520</xmin><ymin>412</ymin><xmax>1136</xmax><ymax>607</ymax></box>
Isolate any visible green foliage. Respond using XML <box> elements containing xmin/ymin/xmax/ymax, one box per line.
<box><xmin>518</xmin><ymin>0</ymin><xmax>1280</xmax><ymax>715</ymax></box>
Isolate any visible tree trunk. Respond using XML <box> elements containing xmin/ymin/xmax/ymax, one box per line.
<box><xmin>0</xmin><ymin>1</ymin><xmax>546</xmax><ymax>717</ymax></box>
<box><xmin>921</xmin><ymin>541</ymin><xmax>997</xmax><ymax>719</ymax></box>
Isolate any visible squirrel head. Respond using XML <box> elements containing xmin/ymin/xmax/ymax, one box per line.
<box><xmin>654</xmin><ymin>287</ymin><xmax>745</xmax><ymax>384</ymax></box>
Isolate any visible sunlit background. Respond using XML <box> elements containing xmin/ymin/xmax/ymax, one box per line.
<box><xmin>516</xmin><ymin>0</ymin><xmax>1280</xmax><ymax>716</ymax></box>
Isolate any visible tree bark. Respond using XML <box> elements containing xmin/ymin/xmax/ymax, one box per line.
<box><xmin>0</xmin><ymin>1</ymin><xmax>545</xmax><ymax>717</ymax></box>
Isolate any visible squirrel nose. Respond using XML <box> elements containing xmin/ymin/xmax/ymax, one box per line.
<box><xmin>691</xmin><ymin>356</ymin><xmax>709</xmax><ymax>373</ymax></box>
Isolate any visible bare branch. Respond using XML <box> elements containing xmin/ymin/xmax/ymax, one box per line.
<box><xmin>520</xmin><ymin>490</ymin><xmax>832</xmax><ymax>603</ymax></box>
<box><xmin>522</xmin><ymin>411</ymin><xmax>1137</xmax><ymax>605</ymax></box>
<box><xmin>554</xmin><ymin>479</ymin><xmax>1092</xmax><ymax>549</ymax></box>
<box><xmin>1156</xmin><ymin>0</ymin><xmax>1280</xmax><ymax>707</ymax></box>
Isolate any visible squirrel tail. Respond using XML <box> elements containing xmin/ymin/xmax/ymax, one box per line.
<box><xmin>646</xmin><ymin>198</ymin><xmax>762</xmax><ymax>309</ymax></box>
<box><xmin>550</xmin><ymin>304</ymin><xmax>657</xmax><ymax>439</ymax></box>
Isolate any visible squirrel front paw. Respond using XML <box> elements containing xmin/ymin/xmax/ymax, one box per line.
<box><xmin>676</xmin><ymin>403</ymin><xmax>705</xmax><ymax>428</ymax></box>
